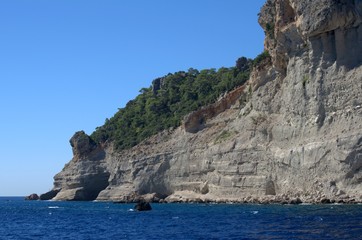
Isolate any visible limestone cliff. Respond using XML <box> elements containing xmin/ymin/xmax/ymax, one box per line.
<box><xmin>45</xmin><ymin>0</ymin><xmax>362</xmax><ymax>203</ymax></box>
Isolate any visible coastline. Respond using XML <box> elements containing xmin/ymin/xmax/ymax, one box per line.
<box><xmin>111</xmin><ymin>197</ymin><xmax>362</xmax><ymax>205</ymax></box>
<box><xmin>22</xmin><ymin>194</ymin><xmax>361</xmax><ymax>205</ymax></box>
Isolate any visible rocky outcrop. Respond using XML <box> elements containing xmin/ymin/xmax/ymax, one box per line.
<box><xmin>46</xmin><ymin>0</ymin><xmax>362</xmax><ymax>203</ymax></box>
<box><xmin>69</xmin><ymin>131</ymin><xmax>98</xmax><ymax>160</ymax></box>
<box><xmin>39</xmin><ymin>189</ymin><xmax>61</xmax><ymax>200</ymax></box>
<box><xmin>25</xmin><ymin>193</ymin><xmax>39</xmax><ymax>200</ymax></box>
<box><xmin>134</xmin><ymin>200</ymin><xmax>152</xmax><ymax>211</ymax></box>
<box><xmin>51</xmin><ymin>131</ymin><xmax>110</xmax><ymax>201</ymax></box>
<box><xmin>152</xmin><ymin>77</ymin><xmax>165</xmax><ymax>95</ymax></box>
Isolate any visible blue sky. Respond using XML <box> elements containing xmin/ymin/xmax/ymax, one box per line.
<box><xmin>0</xmin><ymin>0</ymin><xmax>266</xmax><ymax>196</ymax></box>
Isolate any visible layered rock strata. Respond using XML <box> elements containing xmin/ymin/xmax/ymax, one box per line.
<box><xmin>46</xmin><ymin>0</ymin><xmax>362</xmax><ymax>203</ymax></box>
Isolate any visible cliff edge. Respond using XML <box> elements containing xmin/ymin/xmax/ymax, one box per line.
<box><xmin>45</xmin><ymin>0</ymin><xmax>362</xmax><ymax>203</ymax></box>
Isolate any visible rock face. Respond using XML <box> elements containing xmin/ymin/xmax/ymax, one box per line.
<box><xmin>52</xmin><ymin>131</ymin><xmax>110</xmax><ymax>201</ymax></box>
<box><xmin>183</xmin><ymin>85</ymin><xmax>246</xmax><ymax>133</ymax></box>
<box><xmin>47</xmin><ymin>0</ymin><xmax>362</xmax><ymax>203</ymax></box>
<box><xmin>39</xmin><ymin>189</ymin><xmax>61</xmax><ymax>200</ymax></box>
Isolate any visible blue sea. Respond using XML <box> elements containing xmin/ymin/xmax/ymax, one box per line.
<box><xmin>0</xmin><ymin>197</ymin><xmax>361</xmax><ymax>239</ymax></box>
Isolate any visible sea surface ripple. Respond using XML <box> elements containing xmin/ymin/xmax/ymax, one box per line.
<box><xmin>0</xmin><ymin>197</ymin><xmax>361</xmax><ymax>239</ymax></box>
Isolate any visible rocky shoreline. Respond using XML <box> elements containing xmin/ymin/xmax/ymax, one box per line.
<box><xmin>107</xmin><ymin>192</ymin><xmax>362</xmax><ymax>205</ymax></box>
<box><xmin>113</xmin><ymin>198</ymin><xmax>362</xmax><ymax>205</ymax></box>
<box><xmin>27</xmin><ymin>190</ymin><xmax>362</xmax><ymax>205</ymax></box>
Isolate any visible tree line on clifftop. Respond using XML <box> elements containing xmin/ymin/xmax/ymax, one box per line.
<box><xmin>91</xmin><ymin>52</ymin><xmax>270</xmax><ymax>150</ymax></box>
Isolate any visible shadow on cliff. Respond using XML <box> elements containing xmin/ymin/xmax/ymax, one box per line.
<box><xmin>135</xmin><ymin>154</ymin><xmax>173</xmax><ymax>199</ymax></box>
<box><xmin>48</xmin><ymin>131</ymin><xmax>111</xmax><ymax>201</ymax></box>
<box><xmin>345</xmin><ymin>136</ymin><xmax>362</xmax><ymax>182</ymax></box>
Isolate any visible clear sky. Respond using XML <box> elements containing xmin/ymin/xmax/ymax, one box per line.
<box><xmin>0</xmin><ymin>0</ymin><xmax>266</xmax><ymax>196</ymax></box>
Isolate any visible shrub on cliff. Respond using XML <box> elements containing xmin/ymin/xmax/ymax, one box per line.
<box><xmin>91</xmin><ymin>56</ymin><xmax>253</xmax><ymax>150</ymax></box>
<box><xmin>253</xmin><ymin>50</ymin><xmax>271</xmax><ymax>66</ymax></box>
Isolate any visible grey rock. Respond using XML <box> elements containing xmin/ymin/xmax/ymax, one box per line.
<box><xmin>69</xmin><ymin>131</ymin><xmax>97</xmax><ymax>160</ymax></box>
<box><xmin>289</xmin><ymin>198</ymin><xmax>303</xmax><ymax>205</ymax></box>
<box><xmin>152</xmin><ymin>77</ymin><xmax>168</xmax><ymax>95</ymax></box>
<box><xmin>51</xmin><ymin>132</ymin><xmax>110</xmax><ymax>201</ymax></box>
<box><xmin>47</xmin><ymin>0</ymin><xmax>362</xmax><ymax>203</ymax></box>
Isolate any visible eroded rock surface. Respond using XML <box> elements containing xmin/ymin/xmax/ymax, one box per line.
<box><xmin>47</xmin><ymin>0</ymin><xmax>362</xmax><ymax>203</ymax></box>
<box><xmin>52</xmin><ymin>132</ymin><xmax>109</xmax><ymax>201</ymax></box>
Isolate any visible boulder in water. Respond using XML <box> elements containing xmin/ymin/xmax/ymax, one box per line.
<box><xmin>134</xmin><ymin>200</ymin><xmax>152</xmax><ymax>211</ymax></box>
<box><xmin>25</xmin><ymin>193</ymin><xmax>39</xmax><ymax>200</ymax></box>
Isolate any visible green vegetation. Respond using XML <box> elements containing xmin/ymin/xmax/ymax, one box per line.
<box><xmin>302</xmin><ymin>75</ymin><xmax>309</xmax><ymax>88</ymax></box>
<box><xmin>248</xmin><ymin>85</ymin><xmax>253</xmax><ymax>95</ymax></box>
<box><xmin>265</xmin><ymin>23</ymin><xmax>275</xmax><ymax>39</ymax></box>
<box><xmin>253</xmin><ymin>50</ymin><xmax>271</xmax><ymax>66</ymax></box>
<box><xmin>91</xmin><ymin>56</ymin><xmax>254</xmax><ymax>150</ymax></box>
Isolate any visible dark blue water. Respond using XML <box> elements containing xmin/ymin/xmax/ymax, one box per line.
<box><xmin>0</xmin><ymin>197</ymin><xmax>361</xmax><ymax>239</ymax></box>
